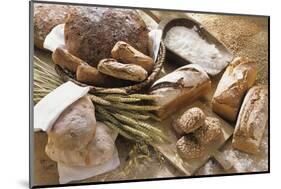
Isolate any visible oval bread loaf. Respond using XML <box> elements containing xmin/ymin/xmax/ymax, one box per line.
<box><xmin>111</xmin><ymin>41</ymin><xmax>154</xmax><ymax>73</ymax></box>
<box><xmin>212</xmin><ymin>57</ymin><xmax>257</xmax><ymax>121</ymax></box>
<box><xmin>98</xmin><ymin>58</ymin><xmax>148</xmax><ymax>82</ymax></box>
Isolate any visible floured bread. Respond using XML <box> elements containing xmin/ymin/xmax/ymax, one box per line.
<box><xmin>46</xmin><ymin>120</ymin><xmax>116</xmax><ymax>166</ymax></box>
<box><xmin>232</xmin><ymin>85</ymin><xmax>268</xmax><ymax>154</ymax></box>
<box><xmin>46</xmin><ymin>96</ymin><xmax>96</xmax><ymax>151</ymax></box>
<box><xmin>150</xmin><ymin>64</ymin><xmax>211</xmax><ymax>119</ymax></box>
<box><xmin>212</xmin><ymin>57</ymin><xmax>257</xmax><ymax>121</ymax></box>
<box><xmin>45</xmin><ymin>97</ymin><xmax>117</xmax><ymax>166</ymax></box>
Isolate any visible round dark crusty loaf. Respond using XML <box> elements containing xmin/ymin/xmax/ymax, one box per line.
<box><xmin>64</xmin><ymin>7</ymin><xmax>149</xmax><ymax>67</ymax></box>
<box><xmin>34</xmin><ymin>4</ymin><xmax>71</xmax><ymax>49</ymax></box>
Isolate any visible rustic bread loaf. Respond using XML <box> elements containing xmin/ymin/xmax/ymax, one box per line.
<box><xmin>34</xmin><ymin>4</ymin><xmax>71</xmax><ymax>49</ymax></box>
<box><xmin>98</xmin><ymin>58</ymin><xmax>148</xmax><ymax>82</ymax></box>
<box><xmin>46</xmin><ymin>96</ymin><xmax>96</xmax><ymax>152</ymax></box>
<box><xmin>111</xmin><ymin>41</ymin><xmax>154</xmax><ymax>73</ymax></box>
<box><xmin>64</xmin><ymin>7</ymin><xmax>149</xmax><ymax>67</ymax></box>
<box><xmin>149</xmin><ymin>64</ymin><xmax>211</xmax><ymax>120</ymax></box>
<box><xmin>52</xmin><ymin>47</ymin><xmax>87</xmax><ymax>73</ymax></box>
<box><xmin>232</xmin><ymin>85</ymin><xmax>268</xmax><ymax>154</ymax></box>
<box><xmin>76</xmin><ymin>64</ymin><xmax>131</xmax><ymax>87</ymax></box>
<box><xmin>212</xmin><ymin>57</ymin><xmax>257</xmax><ymax>122</ymax></box>
<box><xmin>46</xmin><ymin>121</ymin><xmax>116</xmax><ymax>166</ymax></box>
<box><xmin>45</xmin><ymin>96</ymin><xmax>117</xmax><ymax>166</ymax></box>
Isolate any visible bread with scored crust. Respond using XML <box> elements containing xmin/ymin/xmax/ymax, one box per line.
<box><xmin>149</xmin><ymin>64</ymin><xmax>211</xmax><ymax>120</ymax></box>
<box><xmin>212</xmin><ymin>57</ymin><xmax>257</xmax><ymax>122</ymax></box>
<box><xmin>232</xmin><ymin>85</ymin><xmax>268</xmax><ymax>154</ymax></box>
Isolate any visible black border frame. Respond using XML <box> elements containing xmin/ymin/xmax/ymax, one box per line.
<box><xmin>29</xmin><ymin>0</ymin><xmax>270</xmax><ymax>188</ymax></box>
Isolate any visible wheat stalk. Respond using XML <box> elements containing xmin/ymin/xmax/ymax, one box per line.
<box><xmin>33</xmin><ymin>55</ymin><xmax>168</xmax><ymax>144</ymax></box>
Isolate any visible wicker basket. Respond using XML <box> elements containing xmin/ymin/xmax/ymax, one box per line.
<box><xmin>55</xmin><ymin>41</ymin><xmax>166</xmax><ymax>94</ymax></box>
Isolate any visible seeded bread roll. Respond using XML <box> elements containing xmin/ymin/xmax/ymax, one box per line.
<box><xmin>176</xmin><ymin>135</ymin><xmax>205</xmax><ymax>159</ymax></box>
<box><xmin>64</xmin><ymin>7</ymin><xmax>149</xmax><ymax>66</ymax></box>
<box><xmin>232</xmin><ymin>85</ymin><xmax>268</xmax><ymax>154</ymax></box>
<box><xmin>212</xmin><ymin>57</ymin><xmax>257</xmax><ymax>121</ymax></box>
<box><xmin>150</xmin><ymin>64</ymin><xmax>211</xmax><ymax>120</ymax></box>
<box><xmin>194</xmin><ymin>117</ymin><xmax>222</xmax><ymax>145</ymax></box>
<box><xmin>98</xmin><ymin>59</ymin><xmax>148</xmax><ymax>82</ymax></box>
<box><xmin>172</xmin><ymin>107</ymin><xmax>205</xmax><ymax>135</ymax></box>
<box><xmin>34</xmin><ymin>4</ymin><xmax>71</xmax><ymax>49</ymax></box>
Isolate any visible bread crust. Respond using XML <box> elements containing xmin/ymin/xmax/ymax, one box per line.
<box><xmin>194</xmin><ymin>117</ymin><xmax>222</xmax><ymax>145</ymax></box>
<box><xmin>232</xmin><ymin>85</ymin><xmax>268</xmax><ymax>154</ymax></box>
<box><xmin>173</xmin><ymin>107</ymin><xmax>206</xmax><ymax>135</ymax></box>
<box><xmin>150</xmin><ymin>64</ymin><xmax>211</xmax><ymax>120</ymax></box>
<box><xmin>64</xmin><ymin>7</ymin><xmax>149</xmax><ymax>66</ymax></box>
<box><xmin>76</xmin><ymin>64</ymin><xmax>131</xmax><ymax>87</ymax></box>
<box><xmin>176</xmin><ymin>135</ymin><xmax>205</xmax><ymax>159</ymax></box>
<box><xmin>98</xmin><ymin>58</ymin><xmax>148</xmax><ymax>81</ymax></box>
<box><xmin>111</xmin><ymin>41</ymin><xmax>154</xmax><ymax>73</ymax></box>
<box><xmin>34</xmin><ymin>4</ymin><xmax>71</xmax><ymax>49</ymax></box>
<box><xmin>212</xmin><ymin>57</ymin><xmax>257</xmax><ymax>121</ymax></box>
<box><xmin>52</xmin><ymin>47</ymin><xmax>86</xmax><ymax>72</ymax></box>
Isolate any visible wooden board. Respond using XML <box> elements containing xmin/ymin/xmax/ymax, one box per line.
<box><xmin>153</xmin><ymin>101</ymin><xmax>234</xmax><ymax>175</ymax></box>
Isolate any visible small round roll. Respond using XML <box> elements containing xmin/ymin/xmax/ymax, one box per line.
<box><xmin>194</xmin><ymin>117</ymin><xmax>223</xmax><ymax>145</ymax></box>
<box><xmin>176</xmin><ymin>135</ymin><xmax>205</xmax><ymax>159</ymax></box>
<box><xmin>172</xmin><ymin>107</ymin><xmax>206</xmax><ymax>135</ymax></box>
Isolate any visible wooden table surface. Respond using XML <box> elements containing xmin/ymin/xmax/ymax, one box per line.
<box><xmin>32</xmin><ymin>10</ymin><xmax>269</xmax><ymax>186</ymax></box>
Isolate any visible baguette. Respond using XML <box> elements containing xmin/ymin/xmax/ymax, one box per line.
<box><xmin>232</xmin><ymin>85</ymin><xmax>268</xmax><ymax>154</ymax></box>
<box><xmin>149</xmin><ymin>64</ymin><xmax>211</xmax><ymax>120</ymax></box>
<box><xmin>111</xmin><ymin>41</ymin><xmax>154</xmax><ymax>73</ymax></box>
<box><xmin>212</xmin><ymin>57</ymin><xmax>257</xmax><ymax>121</ymax></box>
<box><xmin>98</xmin><ymin>58</ymin><xmax>148</xmax><ymax>82</ymax></box>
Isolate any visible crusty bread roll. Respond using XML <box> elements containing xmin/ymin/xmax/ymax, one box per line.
<box><xmin>232</xmin><ymin>85</ymin><xmax>268</xmax><ymax>154</ymax></box>
<box><xmin>34</xmin><ymin>4</ymin><xmax>71</xmax><ymax>49</ymax></box>
<box><xmin>212</xmin><ymin>57</ymin><xmax>257</xmax><ymax>121</ymax></box>
<box><xmin>98</xmin><ymin>59</ymin><xmax>148</xmax><ymax>82</ymax></box>
<box><xmin>111</xmin><ymin>41</ymin><xmax>154</xmax><ymax>73</ymax></box>
<box><xmin>76</xmin><ymin>64</ymin><xmax>130</xmax><ymax>87</ymax></box>
<box><xmin>149</xmin><ymin>64</ymin><xmax>211</xmax><ymax>120</ymax></box>
<box><xmin>172</xmin><ymin>107</ymin><xmax>206</xmax><ymax>135</ymax></box>
<box><xmin>194</xmin><ymin>117</ymin><xmax>222</xmax><ymax>145</ymax></box>
<box><xmin>64</xmin><ymin>7</ymin><xmax>149</xmax><ymax>66</ymax></box>
<box><xmin>52</xmin><ymin>47</ymin><xmax>86</xmax><ymax>73</ymax></box>
<box><xmin>176</xmin><ymin>135</ymin><xmax>205</xmax><ymax>159</ymax></box>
